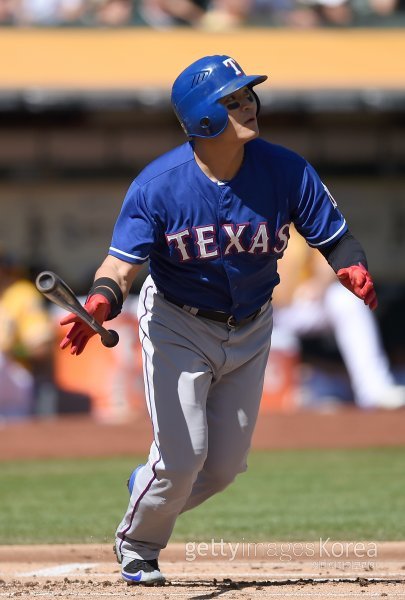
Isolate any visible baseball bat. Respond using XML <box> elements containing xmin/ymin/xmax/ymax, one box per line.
<box><xmin>35</xmin><ymin>271</ymin><xmax>119</xmax><ymax>348</ymax></box>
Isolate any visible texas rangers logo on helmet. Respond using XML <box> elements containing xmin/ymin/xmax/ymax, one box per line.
<box><xmin>222</xmin><ymin>58</ymin><xmax>243</xmax><ymax>76</ymax></box>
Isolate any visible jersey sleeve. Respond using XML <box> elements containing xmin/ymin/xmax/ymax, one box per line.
<box><xmin>292</xmin><ymin>162</ymin><xmax>347</xmax><ymax>248</ymax></box>
<box><xmin>109</xmin><ymin>181</ymin><xmax>158</xmax><ymax>263</ymax></box>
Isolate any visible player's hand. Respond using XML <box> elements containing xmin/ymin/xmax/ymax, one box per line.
<box><xmin>60</xmin><ymin>294</ymin><xmax>111</xmax><ymax>355</ymax></box>
<box><xmin>337</xmin><ymin>264</ymin><xmax>378</xmax><ymax>311</ymax></box>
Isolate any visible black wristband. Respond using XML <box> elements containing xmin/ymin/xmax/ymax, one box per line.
<box><xmin>318</xmin><ymin>231</ymin><xmax>368</xmax><ymax>272</ymax></box>
<box><xmin>88</xmin><ymin>277</ymin><xmax>123</xmax><ymax>320</ymax></box>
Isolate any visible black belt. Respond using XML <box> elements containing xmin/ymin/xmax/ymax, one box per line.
<box><xmin>163</xmin><ymin>294</ymin><xmax>264</xmax><ymax>327</ymax></box>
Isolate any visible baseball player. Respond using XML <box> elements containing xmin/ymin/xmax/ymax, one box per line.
<box><xmin>60</xmin><ymin>55</ymin><xmax>377</xmax><ymax>585</ymax></box>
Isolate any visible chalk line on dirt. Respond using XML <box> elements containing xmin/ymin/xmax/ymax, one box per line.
<box><xmin>18</xmin><ymin>563</ymin><xmax>98</xmax><ymax>577</ymax></box>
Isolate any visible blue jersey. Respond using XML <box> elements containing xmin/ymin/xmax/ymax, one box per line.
<box><xmin>109</xmin><ymin>139</ymin><xmax>347</xmax><ymax>320</ymax></box>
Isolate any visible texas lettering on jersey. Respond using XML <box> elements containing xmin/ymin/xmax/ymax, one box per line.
<box><xmin>165</xmin><ymin>222</ymin><xmax>290</xmax><ymax>261</ymax></box>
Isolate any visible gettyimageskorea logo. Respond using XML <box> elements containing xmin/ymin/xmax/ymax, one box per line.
<box><xmin>184</xmin><ymin>537</ymin><xmax>378</xmax><ymax>563</ymax></box>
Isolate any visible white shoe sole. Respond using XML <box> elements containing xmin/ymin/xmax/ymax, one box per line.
<box><xmin>121</xmin><ymin>567</ymin><xmax>165</xmax><ymax>585</ymax></box>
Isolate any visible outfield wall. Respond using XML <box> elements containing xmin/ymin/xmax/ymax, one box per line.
<box><xmin>0</xmin><ymin>29</ymin><xmax>404</xmax><ymax>91</ymax></box>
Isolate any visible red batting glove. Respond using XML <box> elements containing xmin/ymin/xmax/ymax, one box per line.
<box><xmin>337</xmin><ymin>264</ymin><xmax>378</xmax><ymax>311</ymax></box>
<box><xmin>60</xmin><ymin>294</ymin><xmax>111</xmax><ymax>356</ymax></box>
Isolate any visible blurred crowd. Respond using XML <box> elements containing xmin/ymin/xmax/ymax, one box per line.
<box><xmin>0</xmin><ymin>0</ymin><xmax>403</xmax><ymax>28</ymax></box>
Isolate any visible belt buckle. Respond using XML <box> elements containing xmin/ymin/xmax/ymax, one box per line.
<box><xmin>227</xmin><ymin>315</ymin><xmax>237</xmax><ymax>328</ymax></box>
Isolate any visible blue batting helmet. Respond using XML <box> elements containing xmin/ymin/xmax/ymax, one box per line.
<box><xmin>171</xmin><ymin>55</ymin><xmax>268</xmax><ymax>138</ymax></box>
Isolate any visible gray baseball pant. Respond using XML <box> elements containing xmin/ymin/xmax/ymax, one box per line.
<box><xmin>116</xmin><ymin>275</ymin><xmax>273</xmax><ymax>562</ymax></box>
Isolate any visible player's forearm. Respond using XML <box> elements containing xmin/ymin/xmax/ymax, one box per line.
<box><xmin>94</xmin><ymin>255</ymin><xmax>143</xmax><ymax>301</ymax></box>
<box><xmin>318</xmin><ymin>231</ymin><xmax>368</xmax><ymax>273</ymax></box>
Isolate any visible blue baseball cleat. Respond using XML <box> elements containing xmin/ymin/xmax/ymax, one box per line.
<box><xmin>121</xmin><ymin>558</ymin><xmax>165</xmax><ymax>585</ymax></box>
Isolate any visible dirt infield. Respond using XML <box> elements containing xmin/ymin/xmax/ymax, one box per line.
<box><xmin>1</xmin><ymin>542</ymin><xmax>405</xmax><ymax>599</ymax></box>
<box><xmin>2</xmin><ymin>407</ymin><xmax>405</xmax><ymax>461</ymax></box>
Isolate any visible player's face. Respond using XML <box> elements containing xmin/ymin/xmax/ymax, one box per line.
<box><xmin>219</xmin><ymin>87</ymin><xmax>259</xmax><ymax>142</ymax></box>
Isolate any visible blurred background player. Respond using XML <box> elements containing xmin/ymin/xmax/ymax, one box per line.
<box><xmin>272</xmin><ymin>226</ymin><xmax>405</xmax><ymax>409</ymax></box>
<box><xmin>0</xmin><ymin>251</ymin><xmax>56</xmax><ymax>420</ymax></box>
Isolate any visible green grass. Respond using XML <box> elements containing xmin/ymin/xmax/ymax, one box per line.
<box><xmin>0</xmin><ymin>448</ymin><xmax>404</xmax><ymax>545</ymax></box>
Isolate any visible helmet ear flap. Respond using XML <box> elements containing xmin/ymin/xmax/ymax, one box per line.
<box><xmin>182</xmin><ymin>100</ymin><xmax>228</xmax><ymax>138</ymax></box>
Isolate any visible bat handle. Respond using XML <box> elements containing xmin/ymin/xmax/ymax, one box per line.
<box><xmin>101</xmin><ymin>329</ymin><xmax>120</xmax><ymax>348</ymax></box>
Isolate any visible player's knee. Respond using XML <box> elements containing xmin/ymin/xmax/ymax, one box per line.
<box><xmin>208</xmin><ymin>471</ymin><xmax>237</xmax><ymax>494</ymax></box>
<box><xmin>203</xmin><ymin>461</ymin><xmax>247</xmax><ymax>492</ymax></box>
<box><xmin>158</xmin><ymin>452</ymin><xmax>208</xmax><ymax>483</ymax></box>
